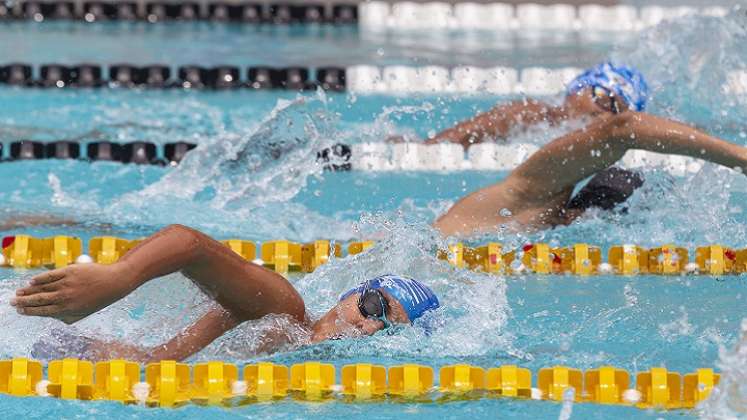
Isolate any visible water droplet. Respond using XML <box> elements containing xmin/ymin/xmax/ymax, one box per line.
<box><xmin>499</xmin><ymin>208</ymin><xmax>512</xmax><ymax>217</ymax></box>
<box><xmin>376</xmin><ymin>48</ymin><xmax>385</xmax><ymax>57</ymax></box>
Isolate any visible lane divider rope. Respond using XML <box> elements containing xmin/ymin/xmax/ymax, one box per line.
<box><xmin>359</xmin><ymin>2</ymin><xmax>730</xmax><ymax>31</ymax></box>
<box><xmin>0</xmin><ymin>140</ymin><xmax>715</xmax><ymax>176</ymax></box>
<box><xmin>0</xmin><ymin>358</ymin><xmax>720</xmax><ymax>409</ymax></box>
<box><xmin>1</xmin><ymin>1</ymin><xmax>357</xmax><ymax>23</ymax></box>
<box><xmin>0</xmin><ymin>64</ymin><xmax>347</xmax><ymax>90</ymax></box>
<box><xmin>0</xmin><ymin>140</ymin><xmax>195</xmax><ymax>165</ymax></box>
<box><xmin>0</xmin><ymin>0</ymin><xmax>730</xmax><ymax>31</ymax></box>
<box><xmin>3</xmin><ymin>235</ymin><xmax>746</xmax><ymax>276</ymax></box>
<box><xmin>349</xmin><ymin>142</ymin><xmax>707</xmax><ymax>175</ymax></box>
<box><xmin>3</xmin><ymin>63</ymin><xmax>746</xmax><ymax>95</ymax></box>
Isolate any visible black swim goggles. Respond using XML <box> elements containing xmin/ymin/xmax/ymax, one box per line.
<box><xmin>357</xmin><ymin>287</ymin><xmax>392</xmax><ymax>329</ymax></box>
<box><xmin>592</xmin><ymin>86</ymin><xmax>623</xmax><ymax>114</ymax></box>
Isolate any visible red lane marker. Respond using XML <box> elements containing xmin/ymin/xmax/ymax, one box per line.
<box><xmin>2</xmin><ymin>236</ymin><xmax>15</xmax><ymax>249</ymax></box>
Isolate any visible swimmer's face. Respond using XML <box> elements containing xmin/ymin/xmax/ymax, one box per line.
<box><xmin>310</xmin><ymin>291</ymin><xmax>410</xmax><ymax>343</ymax></box>
<box><xmin>569</xmin><ymin>88</ymin><xmax>630</xmax><ymax>115</ymax></box>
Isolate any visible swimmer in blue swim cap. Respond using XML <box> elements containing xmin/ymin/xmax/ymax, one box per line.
<box><xmin>420</xmin><ymin>60</ymin><xmax>747</xmax><ymax>235</ymax></box>
<box><xmin>313</xmin><ymin>274</ymin><xmax>440</xmax><ymax>341</ymax></box>
<box><xmin>10</xmin><ymin>228</ymin><xmax>440</xmax><ymax>361</ymax></box>
<box><xmin>427</xmin><ymin>61</ymin><xmax>649</xmax><ymax>148</ymax></box>
<box><xmin>566</xmin><ymin>62</ymin><xmax>648</xmax><ymax>114</ymax></box>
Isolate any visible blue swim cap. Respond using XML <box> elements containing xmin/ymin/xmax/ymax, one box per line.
<box><xmin>339</xmin><ymin>274</ymin><xmax>440</xmax><ymax>323</ymax></box>
<box><xmin>566</xmin><ymin>62</ymin><xmax>649</xmax><ymax>111</ymax></box>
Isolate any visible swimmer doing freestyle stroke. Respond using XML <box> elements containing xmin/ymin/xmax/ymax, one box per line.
<box><xmin>9</xmin><ymin>62</ymin><xmax>747</xmax><ymax>361</ymax></box>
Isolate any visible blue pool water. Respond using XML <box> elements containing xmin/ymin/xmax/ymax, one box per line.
<box><xmin>2</xmin><ymin>9</ymin><xmax>747</xmax><ymax>419</ymax></box>
<box><xmin>0</xmin><ymin>21</ymin><xmax>618</xmax><ymax>67</ymax></box>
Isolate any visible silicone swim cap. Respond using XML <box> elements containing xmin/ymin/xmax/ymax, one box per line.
<box><xmin>566</xmin><ymin>167</ymin><xmax>644</xmax><ymax>211</ymax></box>
<box><xmin>566</xmin><ymin>62</ymin><xmax>649</xmax><ymax>112</ymax></box>
<box><xmin>340</xmin><ymin>274</ymin><xmax>440</xmax><ymax>323</ymax></box>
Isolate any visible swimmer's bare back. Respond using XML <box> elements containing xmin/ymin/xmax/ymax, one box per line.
<box><xmin>434</xmin><ymin>112</ymin><xmax>747</xmax><ymax>236</ymax></box>
<box><xmin>12</xmin><ymin>224</ymin><xmax>307</xmax><ymax>360</ymax></box>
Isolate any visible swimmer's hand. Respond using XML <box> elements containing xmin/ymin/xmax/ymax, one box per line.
<box><xmin>11</xmin><ymin>262</ymin><xmax>137</xmax><ymax>324</ymax></box>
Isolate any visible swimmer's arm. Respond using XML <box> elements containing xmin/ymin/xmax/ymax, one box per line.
<box><xmin>148</xmin><ymin>306</ymin><xmax>239</xmax><ymax>361</ymax></box>
<box><xmin>87</xmin><ymin>306</ymin><xmax>239</xmax><ymax>362</ymax></box>
<box><xmin>13</xmin><ymin>225</ymin><xmax>305</xmax><ymax>327</ymax></box>
<box><xmin>508</xmin><ymin>112</ymin><xmax>747</xmax><ymax>197</ymax></box>
<box><xmin>426</xmin><ymin>99</ymin><xmax>568</xmax><ymax>148</ymax></box>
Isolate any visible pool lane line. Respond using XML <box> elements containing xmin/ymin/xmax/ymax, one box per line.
<box><xmin>2</xmin><ymin>236</ymin><xmax>744</xmax><ymax>277</ymax></box>
<box><xmin>2</xmin><ymin>64</ymin><xmax>746</xmax><ymax>97</ymax></box>
<box><xmin>0</xmin><ymin>139</ymin><xmax>712</xmax><ymax>176</ymax></box>
<box><xmin>0</xmin><ymin>1</ymin><xmax>730</xmax><ymax>31</ymax></box>
<box><xmin>0</xmin><ymin>358</ymin><xmax>720</xmax><ymax>409</ymax></box>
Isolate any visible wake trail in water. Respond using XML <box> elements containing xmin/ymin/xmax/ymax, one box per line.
<box><xmin>115</xmin><ymin>91</ymin><xmax>336</xmax><ymax>211</ymax></box>
<box><xmin>43</xmin><ymin>90</ymin><xmax>357</xmax><ymax>240</ymax></box>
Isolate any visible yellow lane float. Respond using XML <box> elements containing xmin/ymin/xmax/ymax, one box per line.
<box><xmin>4</xmin><ymin>234</ymin><xmax>747</xmax><ymax>276</ymax></box>
<box><xmin>0</xmin><ymin>358</ymin><xmax>720</xmax><ymax>410</ymax></box>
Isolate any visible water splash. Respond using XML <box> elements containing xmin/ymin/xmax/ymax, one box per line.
<box><xmin>114</xmin><ymin>90</ymin><xmax>337</xmax><ymax>211</ymax></box>
<box><xmin>699</xmin><ymin>319</ymin><xmax>747</xmax><ymax>418</ymax></box>
<box><xmin>343</xmin><ymin>101</ymin><xmax>436</xmax><ymax>144</ymax></box>
<box><xmin>35</xmin><ymin>90</ymin><xmax>359</xmax><ymax>240</ymax></box>
<box><xmin>532</xmin><ymin>165</ymin><xmax>747</xmax><ymax>249</ymax></box>
<box><xmin>616</xmin><ymin>7</ymin><xmax>747</xmax><ymax>129</ymax></box>
<box><xmin>288</xmin><ymin>212</ymin><xmax>519</xmax><ymax>361</ymax></box>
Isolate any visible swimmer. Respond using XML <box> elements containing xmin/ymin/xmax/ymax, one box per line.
<box><xmin>427</xmin><ymin>62</ymin><xmax>649</xmax><ymax>147</ymax></box>
<box><xmin>430</xmin><ymin>62</ymin><xmax>747</xmax><ymax>235</ymax></box>
<box><xmin>9</xmin><ymin>229</ymin><xmax>439</xmax><ymax>362</ymax></box>
<box><xmin>4</xmin><ymin>63</ymin><xmax>741</xmax><ymax>236</ymax></box>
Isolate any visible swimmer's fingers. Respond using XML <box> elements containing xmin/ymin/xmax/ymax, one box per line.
<box><xmin>18</xmin><ymin>305</ymin><xmax>64</xmax><ymax>317</ymax></box>
<box><xmin>11</xmin><ymin>292</ymin><xmax>63</xmax><ymax>308</ymax></box>
<box><xmin>16</xmin><ymin>281</ymin><xmax>61</xmax><ymax>297</ymax></box>
<box><xmin>29</xmin><ymin>269</ymin><xmax>67</xmax><ymax>286</ymax></box>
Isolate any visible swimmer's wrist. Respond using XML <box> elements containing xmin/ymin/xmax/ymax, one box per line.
<box><xmin>112</xmin><ymin>259</ymin><xmax>142</xmax><ymax>293</ymax></box>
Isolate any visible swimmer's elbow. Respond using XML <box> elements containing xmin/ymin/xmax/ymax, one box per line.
<box><xmin>162</xmin><ymin>223</ymin><xmax>207</xmax><ymax>254</ymax></box>
<box><xmin>163</xmin><ymin>223</ymin><xmax>198</xmax><ymax>238</ymax></box>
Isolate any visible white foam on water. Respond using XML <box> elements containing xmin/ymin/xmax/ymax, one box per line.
<box><xmin>699</xmin><ymin>319</ymin><xmax>747</xmax><ymax>418</ymax></box>
<box><xmin>616</xmin><ymin>7</ymin><xmax>747</xmax><ymax>127</ymax></box>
